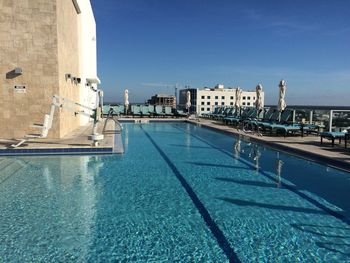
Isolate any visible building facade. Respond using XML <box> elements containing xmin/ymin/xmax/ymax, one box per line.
<box><xmin>0</xmin><ymin>0</ymin><xmax>99</xmax><ymax>139</ymax></box>
<box><xmin>179</xmin><ymin>85</ymin><xmax>264</xmax><ymax>115</ymax></box>
<box><xmin>147</xmin><ymin>94</ymin><xmax>176</xmax><ymax>108</ymax></box>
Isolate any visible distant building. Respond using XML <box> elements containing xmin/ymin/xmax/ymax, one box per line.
<box><xmin>0</xmin><ymin>0</ymin><xmax>100</xmax><ymax>139</ymax></box>
<box><xmin>179</xmin><ymin>84</ymin><xmax>264</xmax><ymax>115</ymax></box>
<box><xmin>147</xmin><ymin>94</ymin><xmax>176</xmax><ymax>108</ymax></box>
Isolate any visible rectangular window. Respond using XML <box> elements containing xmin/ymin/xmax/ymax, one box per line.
<box><xmin>201</xmin><ymin>96</ymin><xmax>205</xmax><ymax>99</ymax></box>
<box><xmin>207</xmin><ymin>108</ymin><xmax>211</xmax><ymax>111</ymax></box>
<box><xmin>253</xmin><ymin>97</ymin><xmax>255</xmax><ymax>100</ymax></box>
<box><xmin>201</xmin><ymin>107</ymin><xmax>205</xmax><ymax>111</ymax></box>
<box><xmin>207</xmin><ymin>96</ymin><xmax>211</xmax><ymax>99</ymax></box>
<box><xmin>215</xmin><ymin>102</ymin><xmax>218</xmax><ymax>105</ymax></box>
<box><xmin>222</xmin><ymin>96</ymin><xmax>225</xmax><ymax>99</ymax></box>
<box><xmin>230</xmin><ymin>96</ymin><xmax>234</xmax><ymax>100</ymax></box>
<box><xmin>207</xmin><ymin>102</ymin><xmax>210</xmax><ymax>105</ymax></box>
<box><xmin>215</xmin><ymin>96</ymin><xmax>218</xmax><ymax>99</ymax></box>
<box><xmin>242</xmin><ymin>102</ymin><xmax>246</xmax><ymax>106</ymax></box>
<box><xmin>247</xmin><ymin>102</ymin><xmax>251</xmax><ymax>106</ymax></box>
<box><xmin>201</xmin><ymin>102</ymin><xmax>205</xmax><ymax>105</ymax></box>
<box><xmin>243</xmin><ymin>96</ymin><xmax>246</xmax><ymax>100</ymax></box>
<box><xmin>247</xmin><ymin>96</ymin><xmax>251</xmax><ymax>100</ymax></box>
<box><xmin>230</xmin><ymin>102</ymin><xmax>234</xmax><ymax>105</ymax></box>
<box><xmin>221</xmin><ymin>102</ymin><xmax>225</xmax><ymax>105</ymax></box>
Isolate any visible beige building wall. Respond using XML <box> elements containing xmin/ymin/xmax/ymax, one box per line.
<box><xmin>0</xmin><ymin>0</ymin><xmax>86</xmax><ymax>139</ymax></box>
<box><xmin>56</xmin><ymin>0</ymin><xmax>81</xmax><ymax>137</ymax></box>
<box><xmin>0</xmin><ymin>0</ymin><xmax>59</xmax><ymax>139</ymax></box>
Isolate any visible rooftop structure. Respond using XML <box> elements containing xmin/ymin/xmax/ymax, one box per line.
<box><xmin>179</xmin><ymin>84</ymin><xmax>264</xmax><ymax>115</ymax></box>
<box><xmin>147</xmin><ymin>93</ymin><xmax>176</xmax><ymax>108</ymax></box>
<box><xmin>0</xmin><ymin>0</ymin><xmax>100</xmax><ymax>139</ymax></box>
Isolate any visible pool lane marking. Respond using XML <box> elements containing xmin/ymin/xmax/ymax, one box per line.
<box><xmin>140</xmin><ymin>126</ymin><xmax>241</xmax><ymax>263</ymax></box>
<box><xmin>172</xmin><ymin>124</ymin><xmax>350</xmax><ymax>226</ymax></box>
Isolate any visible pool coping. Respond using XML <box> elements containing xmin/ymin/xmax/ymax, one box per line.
<box><xmin>187</xmin><ymin>120</ymin><xmax>350</xmax><ymax>173</ymax></box>
<box><xmin>0</xmin><ymin>147</ymin><xmax>115</xmax><ymax>156</ymax></box>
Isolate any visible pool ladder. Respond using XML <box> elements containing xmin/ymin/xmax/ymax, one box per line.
<box><xmin>102</xmin><ymin>109</ymin><xmax>124</xmax><ymax>153</ymax></box>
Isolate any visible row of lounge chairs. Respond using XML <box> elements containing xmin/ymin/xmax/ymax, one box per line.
<box><xmin>204</xmin><ymin>106</ymin><xmax>350</xmax><ymax>148</ymax></box>
<box><xmin>103</xmin><ymin>105</ymin><xmax>188</xmax><ymax>118</ymax></box>
<box><xmin>203</xmin><ymin>106</ymin><xmax>320</xmax><ymax>137</ymax></box>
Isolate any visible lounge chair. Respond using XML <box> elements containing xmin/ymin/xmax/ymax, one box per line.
<box><xmin>215</xmin><ymin>107</ymin><xmax>234</xmax><ymax>120</ymax></box>
<box><xmin>224</xmin><ymin>108</ymin><xmax>255</xmax><ymax>126</ymax></box>
<box><xmin>155</xmin><ymin>105</ymin><xmax>165</xmax><ymax>117</ymax></box>
<box><xmin>118</xmin><ymin>105</ymin><xmax>125</xmax><ymax>115</ymax></box>
<box><xmin>131</xmin><ymin>105</ymin><xmax>141</xmax><ymax>117</ymax></box>
<box><xmin>164</xmin><ymin>106</ymin><xmax>174</xmax><ymax>117</ymax></box>
<box><xmin>261</xmin><ymin>110</ymin><xmax>293</xmax><ymax>134</ymax></box>
<box><xmin>103</xmin><ymin>105</ymin><xmax>111</xmax><ymax>115</ymax></box>
<box><xmin>203</xmin><ymin>107</ymin><xmax>220</xmax><ymax>118</ymax></box>
<box><xmin>140</xmin><ymin>105</ymin><xmax>151</xmax><ymax>117</ymax></box>
<box><xmin>148</xmin><ymin>105</ymin><xmax>155</xmax><ymax>116</ymax></box>
<box><xmin>174</xmin><ymin>109</ymin><xmax>188</xmax><ymax>118</ymax></box>
<box><xmin>319</xmin><ymin>131</ymin><xmax>348</xmax><ymax>147</ymax></box>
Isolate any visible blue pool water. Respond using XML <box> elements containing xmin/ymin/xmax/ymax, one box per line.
<box><xmin>1</xmin><ymin>122</ymin><xmax>350</xmax><ymax>262</ymax></box>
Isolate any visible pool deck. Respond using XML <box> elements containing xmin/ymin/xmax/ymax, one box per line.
<box><xmin>0</xmin><ymin>120</ymin><xmax>119</xmax><ymax>156</ymax></box>
<box><xmin>188</xmin><ymin>118</ymin><xmax>350</xmax><ymax>172</ymax></box>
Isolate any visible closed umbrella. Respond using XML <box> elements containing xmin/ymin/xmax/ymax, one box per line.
<box><xmin>235</xmin><ymin>87</ymin><xmax>242</xmax><ymax>115</ymax></box>
<box><xmin>277</xmin><ymin>80</ymin><xmax>286</xmax><ymax>112</ymax></box>
<box><xmin>255</xmin><ymin>84</ymin><xmax>263</xmax><ymax>111</ymax></box>
<box><xmin>124</xmin><ymin>89</ymin><xmax>129</xmax><ymax>114</ymax></box>
<box><xmin>185</xmin><ymin>91</ymin><xmax>191</xmax><ymax>113</ymax></box>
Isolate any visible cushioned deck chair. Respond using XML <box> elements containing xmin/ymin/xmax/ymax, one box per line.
<box><xmin>148</xmin><ymin>105</ymin><xmax>155</xmax><ymax>116</ymax></box>
<box><xmin>319</xmin><ymin>131</ymin><xmax>348</xmax><ymax>147</ymax></box>
<box><xmin>175</xmin><ymin>109</ymin><xmax>188</xmax><ymax>117</ymax></box>
<box><xmin>203</xmin><ymin>107</ymin><xmax>220</xmax><ymax>118</ymax></box>
<box><xmin>224</xmin><ymin>108</ymin><xmax>255</xmax><ymax>126</ymax></box>
<box><xmin>215</xmin><ymin>107</ymin><xmax>234</xmax><ymax>120</ymax></box>
<box><xmin>165</xmin><ymin>106</ymin><xmax>174</xmax><ymax>117</ymax></box>
<box><xmin>118</xmin><ymin>105</ymin><xmax>125</xmax><ymax>115</ymax></box>
<box><xmin>131</xmin><ymin>105</ymin><xmax>141</xmax><ymax>116</ymax></box>
<box><xmin>140</xmin><ymin>105</ymin><xmax>150</xmax><ymax>117</ymax></box>
<box><xmin>155</xmin><ymin>105</ymin><xmax>165</xmax><ymax>117</ymax></box>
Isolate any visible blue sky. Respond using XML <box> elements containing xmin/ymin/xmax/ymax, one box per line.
<box><xmin>91</xmin><ymin>0</ymin><xmax>350</xmax><ymax>105</ymax></box>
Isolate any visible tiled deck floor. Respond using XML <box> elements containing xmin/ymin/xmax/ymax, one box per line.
<box><xmin>0</xmin><ymin>120</ymin><xmax>116</xmax><ymax>151</ymax></box>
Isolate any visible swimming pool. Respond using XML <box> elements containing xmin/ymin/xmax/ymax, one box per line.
<box><xmin>0</xmin><ymin>122</ymin><xmax>349</xmax><ymax>262</ymax></box>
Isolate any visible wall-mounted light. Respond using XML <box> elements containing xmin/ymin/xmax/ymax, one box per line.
<box><xmin>65</xmin><ymin>74</ymin><xmax>72</xmax><ymax>81</ymax></box>
<box><xmin>14</xmin><ymin>67</ymin><xmax>22</xmax><ymax>74</ymax></box>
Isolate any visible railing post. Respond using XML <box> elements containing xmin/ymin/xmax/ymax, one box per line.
<box><xmin>292</xmin><ymin>110</ymin><xmax>296</xmax><ymax>123</ymax></box>
<box><xmin>309</xmin><ymin>110</ymin><xmax>313</xmax><ymax>124</ymax></box>
<box><xmin>329</xmin><ymin>110</ymin><xmax>333</xmax><ymax>132</ymax></box>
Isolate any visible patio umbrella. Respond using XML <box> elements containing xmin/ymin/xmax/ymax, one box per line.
<box><xmin>277</xmin><ymin>80</ymin><xmax>286</xmax><ymax>112</ymax></box>
<box><xmin>124</xmin><ymin>89</ymin><xmax>129</xmax><ymax>114</ymax></box>
<box><xmin>255</xmin><ymin>84</ymin><xmax>263</xmax><ymax>111</ymax></box>
<box><xmin>235</xmin><ymin>87</ymin><xmax>242</xmax><ymax>115</ymax></box>
<box><xmin>185</xmin><ymin>91</ymin><xmax>191</xmax><ymax>113</ymax></box>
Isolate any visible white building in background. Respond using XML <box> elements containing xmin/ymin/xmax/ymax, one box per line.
<box><xmin>78</xmin><ymin>0</ymin><xmax>101</xmax><ymax>125</ymax></box>
<box><xmin>195</xmin><ymin>84</ymin><xmax>264</xmax><ymax>115</ymax></box>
